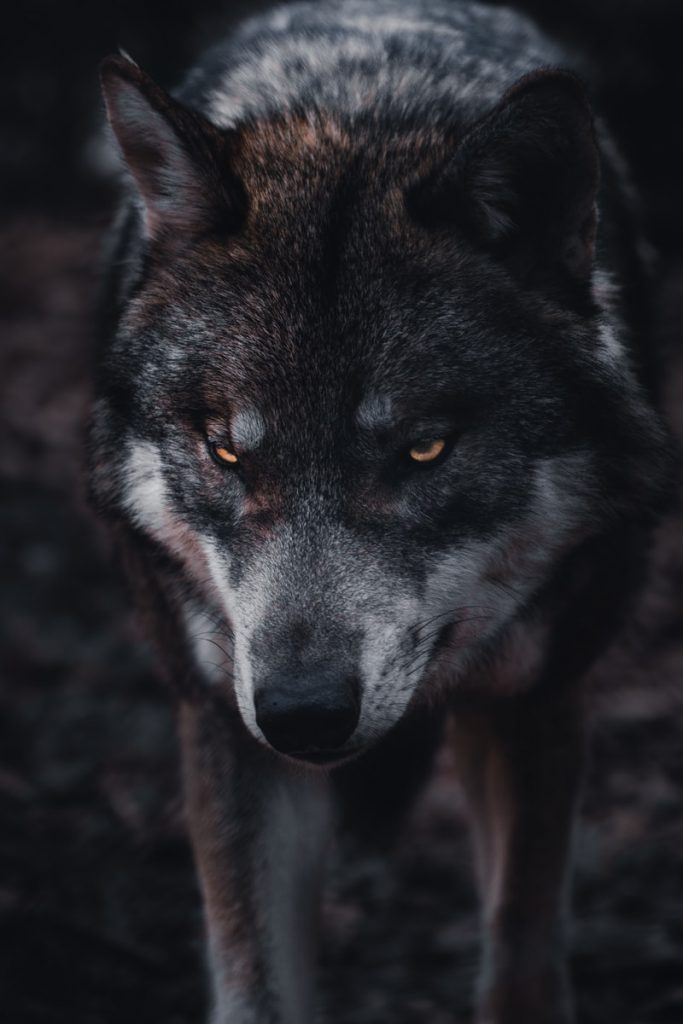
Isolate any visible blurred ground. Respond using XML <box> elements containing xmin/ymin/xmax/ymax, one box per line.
<box><xmin>2</xmin><ymin>2</ymin><xmax>683</xmax><ymax>1022</ymax></box>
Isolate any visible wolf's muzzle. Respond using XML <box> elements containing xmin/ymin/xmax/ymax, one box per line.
<box><xmin>254</xmin><ymin>670</ymin><xmax>360</xmax><ymax>762</ymax></box>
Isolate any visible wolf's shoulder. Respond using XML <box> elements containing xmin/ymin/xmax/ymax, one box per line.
<box><xmin>178</xmin><ymin>0</ymin><xmax>567</xmax><ymax>128</ymax></box>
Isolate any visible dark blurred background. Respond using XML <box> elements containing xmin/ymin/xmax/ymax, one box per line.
<box><xmin>2</xmin><ymin>2</ymin><xmax>683</xmax><ymax>1022</ymax></box>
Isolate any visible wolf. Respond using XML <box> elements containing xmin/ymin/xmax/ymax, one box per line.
<box><xmin>91</xmin><ymin>1</ymin><xmax>673</xmax><ymax>1021</ymax></box>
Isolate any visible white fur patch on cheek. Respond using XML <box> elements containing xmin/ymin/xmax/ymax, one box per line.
<box><xmin>419</xmin><ymin>539</ymin><xmax>520</xmax><ymax>679</ymax></box>
<box><xmin>531</xmin><ymin>453</ymin><xmax>595</xmax><ymax>537</ymax></box>
<box><xmin>183</xmin><ymin>602</ymin><xmax>233</xmax><ymax>686</ymax></box>
<box><xmin>121</xmin><ymin>439</ymin><xmax>225</xmax><ymax>593</ymax></box>
<box><xmin>198</xmin><ymin>537</ymin><xmax>263</xmax><ymax>736</ymax></box>
<box><xmin>356</xmin><ymin>611</ymin><xmax>419</xmax><ymax>739</ymax></box>
<box><xmin>399</xmin><ymin>454</ymin><xmax>596</xmax><ymax>689</ymax></box>
<box><xmin>121</xmin><ymin>439</ymin><xmax>169</xmax><ymax>536</ymax></box>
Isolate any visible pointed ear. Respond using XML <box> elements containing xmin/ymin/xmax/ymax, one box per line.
<box><xmin>408</xmin><ymin>69</ymin><xmax>600</xmax><ymax>288</ymax></box>
<box><xmin>100</xmin><ymin>54</ymin><xmax>245</xmax><ymax>242</ymax></box>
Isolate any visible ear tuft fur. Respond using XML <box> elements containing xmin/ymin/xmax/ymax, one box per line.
<box><xmin>100</xmin><ymin>55</ymin><xmax>245</xmax><ymax>242</ymax></box>
<box><xmin>407</xmin><ymin>69</ymin><xmax>600</xmax><ymax>290</ymax></box>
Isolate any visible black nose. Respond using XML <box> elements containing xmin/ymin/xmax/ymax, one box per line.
<box><xmin>254</xmin><ymin>671</ymin><xmax>360</xmax><ymax>759</ymax></box>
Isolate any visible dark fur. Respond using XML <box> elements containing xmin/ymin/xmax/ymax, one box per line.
<box><xmin>91</xmin><ymin>2</ymin><xmax>674</xmax><ymax>1022</ymax></box>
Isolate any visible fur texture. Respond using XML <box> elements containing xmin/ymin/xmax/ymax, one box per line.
<box><xmin>91</xmin><ymin>2</ymin><xmax>673</xmax><ymax>1022</ymax></box>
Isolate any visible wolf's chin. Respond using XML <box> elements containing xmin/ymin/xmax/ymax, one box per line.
<box><xmin>262</xmin><ymin>742</ymin><xmax>367</xmax><ymax>770</ymax></box>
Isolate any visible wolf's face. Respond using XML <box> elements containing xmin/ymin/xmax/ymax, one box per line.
<box><xmin>94</xmin><ymin>58</ymin><xmax>664</xmax><ymax>764</ymax></box>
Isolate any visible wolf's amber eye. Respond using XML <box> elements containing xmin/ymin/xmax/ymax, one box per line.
<box><xmin>408</xmin><ymin>438</ymin><xmax>446</xmax><ymax>463</ymax></box>
<box><xmin>211</xmin><ymin>443</ymin><xmax>239</xmax><ymax>465</ymax></box>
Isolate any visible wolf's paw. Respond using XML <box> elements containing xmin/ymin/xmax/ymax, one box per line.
<box><xmin>477</xmin><ymin>1012</ymin><xmax>574</xmax><ymax>1024</ymax></box>
<box><xmin>476</xmin><ymin>970</ymin><xmax>575</xmax><ymax>1024</ymax></box>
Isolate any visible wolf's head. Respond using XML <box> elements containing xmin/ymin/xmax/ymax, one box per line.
<box><xmin>92</xmin><ymin>56</ymin><xmax>666</xmax><ymax>765</ymax></box>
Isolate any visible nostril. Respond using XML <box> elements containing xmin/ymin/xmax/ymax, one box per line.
<box><xmin>254</xmin><ymin>673</ymin><xmax>360</xmax><ymax>758</ymax></box>
<box><xmin>314</xmin><ymin>702</ymin><xmax>359</xmax><ymax>749</ymax></box>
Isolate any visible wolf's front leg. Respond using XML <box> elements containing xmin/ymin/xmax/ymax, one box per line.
<box><xmin>179</xmin><ymin>701</ymin><xmax>333</xmax><ymax>1024</ymax></box>
<box><xmin>452</xmin><ymin>687</ymin><xmax>584</xmax><ymax>1024</ymax></box>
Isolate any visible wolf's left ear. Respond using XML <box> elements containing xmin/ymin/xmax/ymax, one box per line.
<box><xmin>100</xmin><ymin>54</ymin><xmax>244</xmax><ymax>242</ymax></box>
<box><xmin>409</xmin><ymin>69</ymin><xmax>599</xmax><ymax>287</ymax></box>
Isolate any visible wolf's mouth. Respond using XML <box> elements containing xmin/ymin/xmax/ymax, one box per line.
<box><xmin>294</xmin><ymin>750</ymin><xmax>344</xmax><ymax>765</ymax></box>
<box><xmin>280</xmin><ymin>745</ymin><xmax>363</xmax><ymax>768</ymax></box>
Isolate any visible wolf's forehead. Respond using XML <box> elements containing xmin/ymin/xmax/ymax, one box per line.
<box><xmin>227</xmin><ymin>390</ymin><xmax>394</xmax><ymax>441</ymax></box>
<box><xmin>233</xmin><ymin>112</ymin><xmax>448</xmax><ymax>203</ymax></box>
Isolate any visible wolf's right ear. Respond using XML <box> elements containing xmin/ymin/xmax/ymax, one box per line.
<box><xmin>407</xmin><ymin>69</ymin><xmax>599</xmax><ymax>292</ymax></box>
<box><xmin>100</xmin><ymin>55</ymin><xmax>245</xmax><ymax>241</ymax></box>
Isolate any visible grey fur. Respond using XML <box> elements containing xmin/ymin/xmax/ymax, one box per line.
<box><xmin>91</xmin><ymin>2</ymin><xmax>673</xmax><ymax>1022</ymax></box>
